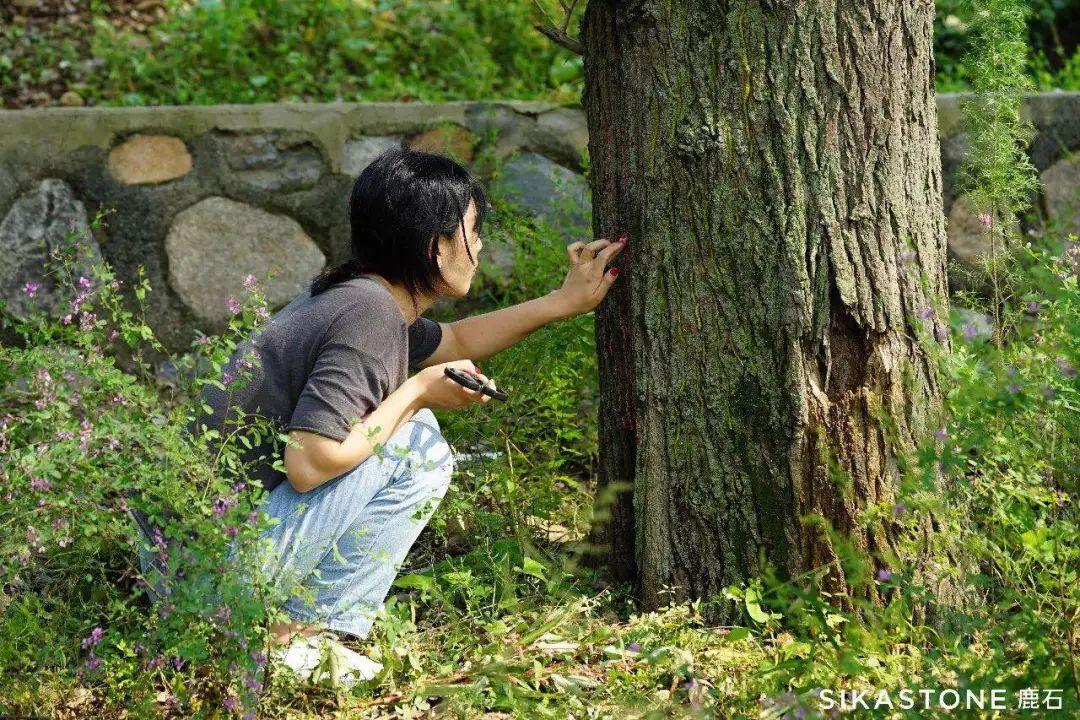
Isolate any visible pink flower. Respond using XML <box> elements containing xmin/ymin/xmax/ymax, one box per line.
<box><xmin>77</xmin><ymin>276</ymin><xmax>92</xmax><ymax>289</ymax></box>
<box><xmin>978</xmin><ymin>212</ymin><xmax>993</xmax><ymax>229</ymax></box>
<box><xmin>242</xmin><ymin>274</ymin><xmax>258</xmax><ymax>291</ymax></box>
<box><xmin>225</xmin><ymin>296</ymin><xmax>242</xmax><ymax>316</ymax></box>
<box><xmin>23</xmin><ymin>281</ymin><xmax>39</xmax><ymax>297</ymax></box>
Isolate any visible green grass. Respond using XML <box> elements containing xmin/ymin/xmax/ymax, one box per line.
<box><xmin>3</xmin><ymin>0</ymin><xmax>1078</xmax><ymax>110</ymax></box>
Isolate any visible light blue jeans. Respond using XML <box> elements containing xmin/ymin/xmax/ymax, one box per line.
<box><xmin>136</xmin><ymin>408</ymin><xmax>453</xmax><ymax>640</ymax></box>
<box><xmin>253</xmin><ymin>408</ymin><xmax>453</xmax><ymax>638</ymax></box>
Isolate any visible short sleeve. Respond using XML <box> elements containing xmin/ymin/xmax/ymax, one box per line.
<box><xmin>407</xmin><ymin>316</ymin><xmax>443</xmax><ymax>368</ymax></box>
<box><xmin>288</xmin><ymin>313</ymin><xmax>391</xmax><ymax>441</ymax></box>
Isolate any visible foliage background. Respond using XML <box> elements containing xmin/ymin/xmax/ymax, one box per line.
<box><xmin>3</xmin><ymin>0</ymin><xmax>1080</xmax><ymax>109</ymax></box>
<box><xmin>0</xmin><ymin>0</ymin><xmax>1078</xmax><ymax>718</ymax></box>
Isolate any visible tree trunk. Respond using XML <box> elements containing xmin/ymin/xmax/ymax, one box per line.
<box><xmin>582</xmin><ymin>0</ymin><xmax>951</xmax><ymax>615</ymax></box>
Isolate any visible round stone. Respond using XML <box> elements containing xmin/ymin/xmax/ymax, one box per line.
<box><xmin>59</xmin><ymin>90</ymin><xmax>85</xmax><ymax>107</ymax></box>
<box><xmin>108</xmin><ymin>134</ymin><xmax>193</xmax><ymax>185</ymax></box>
<box><xmin>407</xmin><ymin>125</ymin><xmax>475</xmax><ymax>164</ymax></box>
<box><xmin>165</xmin><ymin>196</ymin><xmax>325</xmax><ymax>326</ymax></box>
<box><xmin>0</xmin><ymin>179</ymin><xmax>98</xmax><ymax>320</ymax></box>
<box><xmin>1042</xmin><ymin>153</ymin><xmax>1080</xmax><ymax>237</ymax></box>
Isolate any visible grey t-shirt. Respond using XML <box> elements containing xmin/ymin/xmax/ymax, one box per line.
<box><xmin>192</xmin><ymin>275</ymin><xmax>443</xmax><ymax>493</ymax></box>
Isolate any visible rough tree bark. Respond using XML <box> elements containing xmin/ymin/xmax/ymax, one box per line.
<box><xmin>582</xmin><ymin>0</ymin><xmax>952</xmax><ymax>615</ymax></box>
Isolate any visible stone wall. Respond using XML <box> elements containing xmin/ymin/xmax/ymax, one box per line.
<box><xmin>1</xmin><ymin>94</ymin><xmax>1078</xmax><ymax>353</ymax></box>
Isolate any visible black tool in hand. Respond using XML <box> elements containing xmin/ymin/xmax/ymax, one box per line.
<box><xmin>444</xmin><ymin>367</ymin><xmax>509</xmax><ymax>401</ymax></box>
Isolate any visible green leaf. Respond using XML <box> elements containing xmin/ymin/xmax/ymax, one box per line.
<box><xmin>394</xmin><ymin>573</ymin><xmax>437</xmax><ymax>593</ymax></box>
<box><xmin>518</xmin><ymin>555</ymin><xmax>547</xmax><ymax>581</ymax></box>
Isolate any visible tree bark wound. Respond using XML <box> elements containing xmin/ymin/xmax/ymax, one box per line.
<box><xmin>582</xmin><ymin>0</ymin><xmax>951</xmax><ymax>615</ymax></box>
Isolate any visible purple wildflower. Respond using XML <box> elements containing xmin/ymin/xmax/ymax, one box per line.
<box><xmin>225</xmin><ymin>296</ymin><xmax>241</xmax><ymax>316</ymax></box>
<box><xmin>627</xmin><ymin>641</ymin><xmax>642</xmax><ymax>653</ymax></box>
<box><xmin>23</xmin><ymin>281</ymin><xmax>39</xmax><ymax>297</ymax></box>
<box><xmin>77</xmin><ymin>276</ymin><xmax>92</xmax><ymax>289</ymax></box>
<box><xmin>173</xmin><ymin>656</ymin><xmax>185</xmax><ymax>671</ymax></box>
<box><xmin>242</xmin><ymin>274</ymin><xmax>258</xmax><ymax>291</ymax></box>
<box><xmin>223</xmin><ymin>696</ymin><xmax>237</xmax><ymax>712</ymax></box>
<box><xmin>222</xmin><ymin>370</ymin><xmax>234</xmax><ymax>385</ymax></box>
<box><xmin>143</xmin><ymin>654</ymin><xmax>166</xmax><ymax>671</ymax></box>
<box><xmin>30</xmin><ymin>477</ymin><xmax>51</xmax><ymax>492</ymax></box>
<box><xmin>876</xmin><ymin>568</ymin><xmax>892</xmax><ymax>582</ymax></box>
<box><xmin>962</xmin><ymin>324</ymin><xmax>978</xmax><ymax>342</ymax></box>
<box><xmin>250</xmin><ymin>650</ymin><xmax>267</xmax><ymax>667</ymax></box>
<box><xmin>934</xmin><ymin>427</ymin><xmax>948</xmax><ymax>441</ymax></box>
<box><xmin>82</xmin><ymin>626</ymin><xmax>104</xmax><ymax>649</ymax></box>
<box><xmin>243</xmin><ymin>675</ymin><xmax>262</xmax><ymax>693</ymax></box>
<box><xmin>1025</xmin><ymin>300</ymin><xmax>1041</xmax><ymax>315</ymax></box>
<box><xmin>85</xmin><ymin>651</ymin><xmax>102</xmax><ymax>671</ymax></box>
<box><xmin>893</xmin><ymin>502</ymin><xmax>907</xmax><ymax>517</ymax></box>
<box><xmin>918</xmin><ymin>306</ymin><xmax>934</xmax><ymax>320</ymax></box>
<box><xmin>26</xmin><ymin>526</ymin><xmax>44</xmax><ymax>554</ymax></box>
<box><xmin>212</xmin><ymin>495</ymin><xmax>236</xmax><ymax>519</ymax></box>
<box><xmin>978</xmin><ymin>212</ymin><xmax>993</xmax><ymax>228</ymax></box>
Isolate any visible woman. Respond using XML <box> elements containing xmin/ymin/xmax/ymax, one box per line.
<box><xmin>196</xmin><ymin>147</ymin><xmax>625</xmax><ymax>685</ymax></box>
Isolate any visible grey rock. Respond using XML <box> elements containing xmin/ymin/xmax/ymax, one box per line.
<box><xmin>1042</xmin><ymin>152</ymin><xmax>1080</xmax><ymax>237</ymax></box>
<box><xmin>493</xmin><ymin>151</ymin><xmax>591</xmax><ymax>238</ymax></box>
<box><xmin>165</xmin><ymin>196</ymin><xmax>326</xmax><ymax>327</ymax></box>
<box><xmin>945</xmin><ymin>194</ymin><xmax>1017</xmax><ymax>293</ymax></box>
<box><xmin>0</xmin><ymin>179</ymin><xmax>99</xmax><ymax>319</ymax></box>
<box><xmin>220</xmin><ymin>132</ymin><xmax>326</xmax><ymax>193</ymax></box>
<box><xmin>529</xmin><ymin>107</ymin><xmax>589</xmax><ymax>171</ymax></box>
<box><xmin>464</xmin><ymin>103</ymin><xmax>530</xmax><ymax>162</ymax></box>
<box><xmin>342</xmin><ymin>136</ymin><xmax>401</xmax><ymax>177</ymax></box>
<box><xmin>224</xmin><ymin>133</ymin><xmax>280</xmax><ymax>171</ymax></box>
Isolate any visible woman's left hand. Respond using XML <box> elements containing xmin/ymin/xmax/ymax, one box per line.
<box><xmin>550</xmin><ymin>236</ymin><xmax>627</xmax><ymax>317</ymax></box>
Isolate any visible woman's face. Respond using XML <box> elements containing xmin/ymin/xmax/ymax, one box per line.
<box><xmin>435</xmin><ymin>199</ymin><xmax>482</xmax><ymax>297</ymax></box>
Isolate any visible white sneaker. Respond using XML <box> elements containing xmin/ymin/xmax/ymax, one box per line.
<box><xmin>272</xmin><ymin>632</ymin><xmax>383</xmax><ymax>688</ymax></box>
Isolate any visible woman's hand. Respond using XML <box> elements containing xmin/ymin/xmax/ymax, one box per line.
<box><xmin>411</xmin><ymin>360</ymin><xmax>496</xmax><ymax>409</ymax></box>
<box><xmin>549</xmin><ymin>236</ymin><xmax>627</xmax><ymax>318</ymax></box>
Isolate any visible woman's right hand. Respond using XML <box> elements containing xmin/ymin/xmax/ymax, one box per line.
<box><xmin>412</xmin><ymin>360</ymin><xmax>495</xmax><ymax>409</ymax></box>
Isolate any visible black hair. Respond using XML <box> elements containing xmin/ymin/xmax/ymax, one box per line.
<box><xmin>310</xmin><ymin>146</ymin><xmax>487</xmax><ymax>298</ymax></box>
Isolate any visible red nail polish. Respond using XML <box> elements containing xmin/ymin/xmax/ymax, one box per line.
<box><xmin>610</xmin><ymin>267</ymin><xmax>620</xmax><ymax>277</ymax></box>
